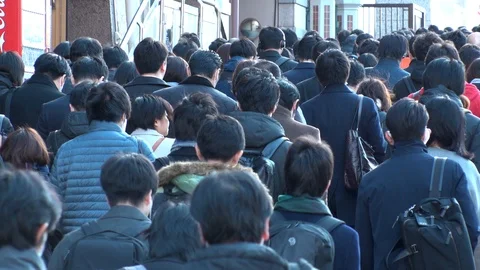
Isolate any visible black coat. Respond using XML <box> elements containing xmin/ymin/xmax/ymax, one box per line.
<box><xmin>296</xmin><ymin>77</ymin><xmax>324</xmax><ymax>105</ymax></box>
<box><xmin>365</xmin><ymin>58</ymin><xmax>410</xmax><ymax>89</ymax></box>
<box><xmin>37</xmin><ymin>95</ymin><xmax>70</xmax><ymax>140</ymax></box>
<box><xmin>123</xmin><ymin>76</ymin><xmax>170</xmax><ymax>101</ymax></box>
<box><xmin>258</xmin><ymin>50</ymin><xmax>298</xmax><ymax>73</ymax></box>
<box><xmin>301</xmin><ymin>84</ymin><xmax>386</xmax><ymax>226</ymax></box>
<box><xmin>153</xmin><ymin>146</ymin><xmax>199</xmax><ymax>171</ymax></box>
<box><xmin>283</xmin><ymin>62</ymin><xmax>316</xmax><ymax>85</ymax></box>
<box><xmin>393</xmin><ymin>59</ymin><xmax>425</xmax><ymax>100</ymax></box>
<box><xmin>216</xmin><ymin>56</ymin><xmax>244</xmax><ymax>99</ymax></box>
<box><xmin>142</xmin><ymin>257</ymin><xmax>186</xmax><ymax>270</ymax></box>
<box><xmin>46</xmin><ymin>111</ymin><xmax>89</xmax><ymax>156</ymax></box>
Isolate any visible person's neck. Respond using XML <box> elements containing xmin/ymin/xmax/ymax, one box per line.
<box><xmin>114</xmin><ymin>202</ymin><xmax>149</xmax><ymax>217</ymax></box>
<box><xmin>193</xmin><ymin>74</ymin><xmax>216</xmax><ymax>86</ymax></box>
<box><xmin>206</xmin><ymin>159</ymin><xmax>236</xmax><ymax>166</ymax></box>
<box><xmin>141</xmin><ymin>72</ymin><xmax>164</xmax><ymax>80</ymax></box>
<box><xmin>299</xmin><ymin>59</ymin><xmax>314</xmax><ymax>63</ymax></box>
<box><xmin>264</xmin><ymin>48</ymin><xmax>282</xmax><ymax>54</ymax></box>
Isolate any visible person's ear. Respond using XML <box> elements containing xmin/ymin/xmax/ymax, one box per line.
<box><xmin>34</xmin><ymin>223</ymin><xmax>49</xmax><ymax>254</ymax></box>
<box><xmin>292</xmin><ymin>99</ymin><xmax>299</xmax><ymax>114</ymax></box>
<box><xmin>237</xmin><ymin>102</ymin><xmax>243</xmax><ymax>111</ymax></box>
<box><xmin>195</xmin><ymin>144</ymin><xmax>205</xmax><ymax>161</ymax></box>
<box><xmin>230</xmin><ymin>150</ymin><xmax>244</xmax><ymax>165</ymax></box>
<box><xmin>71</xmin><ymin>76</ymin><xmax>76</xmax><ymax>85</ymax></box>
<box><xmin>69</xmin><ymin>104</ymin><xmax>75</xmax><ymax>112</ymax></box>
<box><xmin>422</xmin><ymin>128</ymin><xmax>432</xmax><ymax>145</ymax></box>
<box><xmin>385</xmin><ymin>130</ymin><xmax>395</xmax><ymax>146</ymax></box>
<box><xmin>268</xmin><ymin>104</ymin><xmax>278</xmax><ymax>116</ymax></box>
<box><xmin>160</xmin><ymin>60</ymin><xmax>167</xmax><ymax>75</ymax></box>
<box><xmin>260</xmin><ymin>217</ymin><xmax>270</xmax><ymax>244</ymax></box>
<box><xmin>99</xmin><ymin>76</ymin><xmax>105</xmax><ymax>82</ymax></box>
<box><xmin>144</xmin><ymin>190</ymin><xmax>152</xmax><ymax>205</ymax></box>
<box><xmin>197</xmin><ymin>223</ymin><xmax>207</xmax><ymax>246</ymax></box>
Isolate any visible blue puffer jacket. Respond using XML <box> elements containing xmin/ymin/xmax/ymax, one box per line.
<box><xmin>51</xmin><ymin>121</ymin><xmax>155</xmax><ymax>233</ymax></box>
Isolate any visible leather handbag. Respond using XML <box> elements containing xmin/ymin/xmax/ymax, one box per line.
<box><xmin>344</xmin><ymin>95</ymin><xmax>378</xmax><ymax>190</ymax></box>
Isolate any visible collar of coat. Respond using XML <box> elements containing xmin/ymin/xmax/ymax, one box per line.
<box><xmin>274</xmin><ymin>195</ymin><xmax>332</xmax><ymax>216</ymax></box>
<box><xmin>180</xmin><ymin>75</ymin><xmax>214</xmax><ymax>88</ymax></box>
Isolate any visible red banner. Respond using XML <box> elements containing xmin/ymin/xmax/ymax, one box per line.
<box><xmin>0</xmin><ymin>0</ymin><xmax>22</xmax><ymax>54</ymax></box>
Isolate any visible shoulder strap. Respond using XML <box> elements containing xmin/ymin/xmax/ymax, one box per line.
<box><xmin>262</xmin><ymin>137</ymin><xmax>288</xmax><ymax>159</ymax></box>
<box><xmin>0</xmin><ymin>114</ymin><xmax>4</xmax><ymax>132</ymax></box>
<box><xmin>429</xmin><ymin>157</ymin><xmax>447</xmax><ymax>198</ymax></box>
<box><xmin>4</xmin><ymin>87</ymin><xmax>16</xmax><ymax>118</ymax></box>
<box><xmin>275</xmin><ymin>57</ymin><xmax>290</xmax><ymax>67</ymax></box>
<box><xmin>354</xmin><ymin>95</ymin><xmax>363</xmax><ymax>131</ymax></box>
<box><xmin>405</xmin><ymin>76</ymin><xmax>416</xmax><ymax>94</ymax></box>
<box><xmin>316</xmin><ymin>216</ymin><xmax>345</xmax><ymax>233</ymax></box>
<box><xmin>152</xmin><ymin>137</ymin><xmax>165</xmax><ymax>152</ymax></box>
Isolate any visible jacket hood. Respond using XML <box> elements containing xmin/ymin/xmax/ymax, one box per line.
<box><xmin>0</xmin><ymin>246</ymin><xmax>46</xmax><ymax>270</ymax></box>
<box><xmin>223</xmin><ymin>56</ymin><xmax>244</xmax><ymax>72</ymax></box>
<box><xmin>0</xmin><ymin>72</ymin><xmax>14</xmax><ymax>89</ymax></box>
<box><xmin>406</xmin><ymin>59</ymin><xmax>425</xmax><ymax>83</ymax></box>
<box><xmin>230</xmin><ymin>111</ymin><xmax>286</xmax><ymax>148</ymax></box>
<box><xmin>464</xmin><ymin>83</ymin><xmax>480</xmax><ymax>103</ymax></box>
<box><xmin>421</xmin><ymin>85</ymin><xmax>463</xmax><ymax>107</ymax></box>
<box><xmin>60</xmin><ymin>111</ymin><xmax>90</xmax><ymax>139</ymax></box>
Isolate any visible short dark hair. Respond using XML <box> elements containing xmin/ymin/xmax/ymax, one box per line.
<box><xmin>341</xmin><ymin>34</ymin><xmax>358</xmax><ymax>55</ymax></box>
<box><xmin>423</xmin><ymin>58</ymin><xmax>465</xmax><ymax>95</ymax></box>
<box><xmin>231</xmin><ymin>60</ymin><xmax>256</xmax><ymax>89</ymax></box>
<box><xmin>134</xmin><ymin>38</ymin><xmax>168</xmax><ymax>75</ymax></box>
<box><xmin>347</xmin><ymin>59</ymin><xmax>365</xmax><ymax>87</ymax></box>
<box><xmin>459</xmin><ymin>44</ymin><xmax>480</xmax><ymax>70</ymax></box>
<box><xmin>173</xmin><ymin>93</ymin><xmax>219</xmax><ymax>141</ymax></box>
<box><xmin>103</xmin><ymin>46</ymin><xmax>128</xmax><ymax>69</ymax></box>
<box><xmin>113</xmin><ymin>61</ymin><xmax>139</xmax><ymax>86</ymax></box>
<box><xmin>352</xmin><ymin>29</ymin><xmax>364</xmax><ymax>36</ymax></box>
<box><xmin>230</xmin><ymin>39</ymin><xmax>257</xmax><ymax>58</ymax></box>
<box><xmin>173</xmin><ymin>40</ymin><xmax>199</xmax><ymax>61</ymax></box>
<box><xmin>34</xmin><ymin>53</ymin><xmax>71</xmax><ymax>80</ymax></box>
<box><xmin>253</xmin><ymin>60</ymin><xmax>282</xmax><ymax>78</ymax></box>
<box><xmin>70</xmin><ymin>37</ymin><xmax>103</xmax><ymax>63</ymax></box>
<box><xmin>131</xmin><ymin>95</ymin><xmax>172</xmax><ymax>130</ymax></box>
<box><xmin>281</xmin><ymin>28</ymin><xmax>298</xmax><ymax>49</ymax></box>
<box><xmin>0</xmin><ymin>127</ymin><xmax>50</xmax><ymax>169</ymax></box>
<box><xmin>386</xmin><ymin>98</ymin><xmax>429</xmax><ymax>142</ymax></box>
<box><xmin>216</xmin><ymin>43</ymin><xmax>231</xmax><ymax>65</ymax></box>
<box><xmin>316</xmin><ymin>49</ymin><xmax>350</xmax><ymax>86</ymax></box>
<box><xmin>277</xmin><ymin>78</ymin><xmax>300</xmax><ymax>110</ymax></box>
<box><xmin>358</xmin><ymin>53</ymin><xmax>378</xmax><ymax>68</ymax></box>
<box><xmin>285</xmin><ymin>137</ymin><xmax>333</xmax><ymax>198</ymax></box>
<box><xmin>180</xmin><ymin>33</ymin><xmax>201</xmax><ymax>47</ymax></box>
<box><xmin>86</xmin><ymin>82</ymin><xmax>132</xmax><ymax>123</ymax></box>
<box><xmin>378</xmin><ymin>34</ymin><xmax>408</xmax><ymax>60</ymax></box>
<box><xmin>0</xmin><ymin>51</ymin><xmax>25</xmax><ymax>86</ymax></box>
<box><xmin>234</xmin><ymin>67</ymin><xmax>280</xmax><ymax>114</ymax></box>
<box><xmin>297</xmin><ymin>35</ymin><xmax>322</xmax><ymax>60</ymax></box>
<box><xmin>337</xmin><ymin>30</ymin><xmax>351</xmax><ymax>44</ymax></box>
<box><xmin>416</xmin><ymin>27</ymin><xmax>428</xmax><ymax>35</ymax></box>
<box><xmin>467</xmin><ymin>58</ymin><xmax>480</xmax><ymax>83</ymax></box>
<box><xmin>197</xmin><ymin>115</ymin><xmax>245</xmax><ymax>162</ymax></box>
<box><xmin>357</xmin><ymin>38</ymin><xmax>380</xmax><ymax>57</ymax></box>
<box><xmin>190</xmin><ymin>171</ymin><xmax>273</xmax><ymax>244</ymax></box>
<box><xmin>429</xmin><ymin>25</ymin><xmax>440</xmax><ymax>33</ymax></box>
<box><xmin>70</xmin><ymin>80</ymin><xmax>96</xmax><ymax>111</ymax></box>
<box><xmin>413</xmin><ymin>32</ymin><xmax>443</xmax><ymax>61</ymax></box>
<box><xmin>188</xmin><ymin>50</ymin><xmax>222</xmax><ymax>78</ymax></box>
<box><xmin>356</xmin><ymin>33</ymin><xmax>373</xmax><ymax>46</ymax></box>
<box><xmin>425</xmin><ymin>42</ymin><xmax>460</xmax><ymax>65</ymax></box>
<box><xmin>0</xmin><ymin>170</ymin><xmax>61</xmax><ymax>250</ymax></box>
<box><xmin>259</xmin><ymin>27</ymin><xmax>285</xmax><ymax>50</ymax></box>
<box><xmin>100</xmin><ymin>153</ymin><xmax>158</xmax><ymax>206</ymax></box>
<box><xmin>164</xmin><ymin>56</ymin><xmax>189</xmax><ymax>83</ymax></box>
<box><xmin>53</xmin><ymin>41</ymin><xmax>71</xmax><ymax>59</ymax></box>
<box><xmin>71</xmin><ymin>56</ymin><xmax>109</xmax><ymax>82</ymax></box>
<box><xmin>356</xmin><ymin>78</ymin><xmax>392</xmax><ymax>112</ymax></box>
<box><xmin>312</xmin><ymin>40</ymin><xmax>341</xmax><ymax>62</ymax></box>
<box><xmin>441</xmin><ymin>30</ymin><xmax>467</xmax><ymax>51</ymax></box>
<box><xmin>209</xmin><ymin>38</ymin><xmax>228</xmax><ymax>52</ymax></box>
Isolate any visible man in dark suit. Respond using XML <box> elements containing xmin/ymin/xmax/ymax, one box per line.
<box><xmin>257</xmin><ymin>27</ymin><xmax>297</xmax><ymax>73</ymax></box>
<box><xmin>273</xmin><ymin>78</ymin><xmax>320</xmax><ymax>142</ymax></box>
<box><xmin>301</xmin><ymin>49</ymin><xmax>386</xmax><ymax>227</ymax></box>
<box><xmin>283</xmin><ymin>35</ymin><xmax>321</xmax><ymax>84</ymax></box>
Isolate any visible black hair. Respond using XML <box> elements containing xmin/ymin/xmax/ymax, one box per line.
<box><xmin>285</xmin><ymin>137</ymin><xmax>333</xmax><ymax>198</ymax></box>
<box><xmin>473</xmin><ymin>26</ymin><xmax>480</xmax><ymax>33</ymax></box>
<box><xmin>312</xmin><ymin>40</ymin><xmax>341</xmax><ymax>62</ymax></box>
<box><xmin>277</xmin><ymin>78</ymin><xmax>300</xmax><ymax>110</ymax></box>
<box><xmin>253</xmin><ymin>60</ymin><xmax>282</xmax><ymax>78</ymax></box>
<box><xmin>131</xmin><ymin>95</ymin><xmax>171</xmax><ymax>130</ymax></box>
<box><xmin>113</xmin><ymin>61</ymin><xmax>139</xmax><ymax>86</ymax></box>
<box><xmin>297</xmin><ymin>35</ymin><xmax>322</xmax><ymax>60</ymax></box>
<box><xmin>341</xmin><ymin>34</ymin><xmax>358</xmax><ymax>55</ymax></box>
<box><xmin>281</xmin><ymin>28</ymin><xmax>298</xmax><ymax>49</ymax></box>
<box><xmin>357</xmin><ymin>78</ymin><xmax>392</xmax><ymax>112</ymax></box>
<box><xmin>467</xmin><ymin>58</ymin><xmax>480</xmax><ymax>83</ymax></box>
<box><xmin>347</xmin><ymin>59</ymin><xmax>365</xmax><ymax>87</ymax></box>
<box><xmin>315</xmin><ymin>49</ymin><xmax>350</xmax><ymax>87</ymax></box>
<box><xmin>173</xmin><ymin>92</ymin><xmax>219</xmax><ymax>141</ymax></box>
<box><xmin>408</xmin><ymin>35</ymin><xmax>417</xmax><ymax>58</ymax></box>
<box><xmin>428</xmin><ymin>25</ymin><xmax>440</xmax><ymax>33</ymax></box>
<box><xmin>70</xmin><ymin>37</ymin><xmax>103</xmax><ymax>63</ymax></box>
<box><xmin>0</xmin><ymin>51</ymin><xmax>25</xmax><ymax>86</ymax></box>
<box><xmin>180</xmin><ymin>33</ymin><xmax>201</xmax><ymax>47</ymax></box>
<box><xmin>444</xmin><ymin>27</ymin><xmax>454</xmax><ymax>32</ymax></box>
<box><xmin>423</xmin><ymin>58</ymin><xmax>465</xmax><ymax>95</ymax></box>
<box><xmin>358</xmin><ymin>53</ymin><xmax>378</xmax><ymax>68</ymax></box>
<box><xmin>71</xmin><ymin>56</ymin><xmax>109</xmax><ymax>82</ymax></box>
<box><xmin>357</xmin><ymin>38</ymin><xmax>380</xmax><ymax>57</ymax></box>
<box><xmin>197</xmin><ymin>115</ymin><xmax>245</xmax><ymax>162</ymax></box>
<box><xmin>234</xmin><ymin>67</ymin><xmax>280</xmax><ymax>114</ymax></box>
<box><xmin>216</xmin><ymin>43</ymin><xmax>231</xmax><ymax>65</ymax></box>
<box><xmin>230</xmin><ymin>39</ymin><xmax>257</xmax><ymax>59</ymax></box>
<box><xmin>188</xmin><ymin>50</ymin><xmax>222</xmax><ymax>78</ymax></box>
<box><xmin>304</xmin><ymin>30</ymin><xmax>322</xmax><ymax>39</ymax></box>
<box><xmin>352</xmin><ymin>29</ymin><xmax>364</xmax><ymax>36</ymax></box>
<box><xmin>378</xmin><ymin>34</ymin><xmax>408</xmax><ymax>60</ymax></box>
<box><xmin>259</xmin><ymin>27</ymin><xmax>285</xmax><ymax>50</ymax></box>
<box><xmin>209</xmin><ymin>38</ymin><xmax>228</xmax><ymax>52</ymax></box>
<box><xmin>34</xmin><ymin>53</ymin><xmax>71</xmax><ymax>80</ymax></box>
<box><xmin>416</xmin><ymin>27</ymin><xmax>428</xmax><ymax>35</ymax></box>
<box><xmin>148</xmin><ymin>202</ymin><xmax>202</xmax><ymax>260</ymax></box>
<box><xmin>190</xmin><ymin>171</ymin><xmax>273</xmax><ymax>244</ymax></box>
<box><xmin>424</xmin><ymin>97</ymin><xmax>472</xmax><ymax>159</ymax></box>
<box><xmin>0</xmin><ymin>170</ymin><xmax>61</xmax><ymax>250</ymax></box>
<box><xmin>231</xmin><ymin>60</ymin><xmax>256</xmax><ymax>89</ymax></box>
<box><xmin>86</xmin><ymin>82</ymin><xmax>132</xmax><ymax>123</ymax></box>
<box><xmin>164</xmin><ymin>56</ymin><xmax>189</xmax><ymax>83</ymax></box>
<box><xmin>413</xmin><ymin>32</ymin><xmax>443</xmax><ymax>61</ymax></box>
<box><xmin>53</xmin><ymin>41</ymin><xmax>70</xmax><ymax>60</ymax></box>
<box><xmin>326</xmin><ymin>38</ymin><xmax>340</xmax><ymax>45</ymax></box>
<box><xmin>337</xmin><ymin>30</ymin><xmax>351</xmax><ymax>44</ymax></box>
<box><xmin>173</xmin><ymin>40</ymin><xmax>199</xmax><ymax>61</ymax></box>
<box><xmin>441</xmin><ymin>30</ymin><xmax>467</xmax><ymax>51</ymax></box>
<box><xmin>134</xmin><ymin>38</ymin><xmax>168</xmax><ymax>75</ymax></box>
<box><xmin>70</xmin><ymin>80</ymin><xmax>96</xmax><ymax>111</ymax></box>
<box><xmin>356</xmin><ymin>33</ymin><xmax>373</xmax><ymax>46</ymax></box>
<box><xmin>425</xmin><ymin>42</ymin><xmax>460</xmax><ymax>65</ymax></box>
<box><xmin>100</xmin><ymin>153</ymin><xmax>158</xmax><ymax>206</ymax></box>
<box><xmin>386</xmin><ymin>98</ymin><xmax>428</xmax><ymax>142</ymax></box>
<box><xmin>103</xmin><ymin>46</ymin><xmax>128</xmax><ymax>69</ymax></box>
<box><xmin>459</xmin><ymin>44</ymin><xmax>480</xmax><ymax>70</ymax></box>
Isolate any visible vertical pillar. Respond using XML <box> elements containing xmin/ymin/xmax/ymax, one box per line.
<box><xmin>231</xmin><ymin>0</ymin><xmax>239</xmax><ymax>38</ymax></box>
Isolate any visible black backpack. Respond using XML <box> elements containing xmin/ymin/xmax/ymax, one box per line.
<box><xmin>63</xmin><ymin>220</ymin><xmax>150</xmax><ymax>270</ymax></box>
<box><xmin>0</xmin><ymin>86</ymin><xmax>17</xmax><ymax>118</ymax></box>
<box><xmin>386</xmin><ymin>157</ymin><xmax>475</xmax><ymax>270</ymax></box>
<box><xmin>267</xmin><ymin>212</ymin><xmax>343</xmax><ymax>270</ymax></box>
<box><xmin>239</xmin><ymin>137</ymin><xmax>288</xmax><ymax>191</ymax></box>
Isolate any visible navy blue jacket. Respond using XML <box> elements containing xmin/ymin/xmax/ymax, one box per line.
<box><xmin>296</xmin><ymin>77</ymin><xmax>324</xmax><ymax>105</ymax></box>
<box><xmin>355</xmin><ymin>141</ymin><xmax>479</xmax><ymax>270</ymax></box>
<box><xmin>216</xmin><ymin>56</ymin><xmax>244</xmax><ymax>99</ymax></box>
<box><xmin>365</xmin><ymin>58</ymin><xmax>410</xmax><ymax>89</ymax></box>
<box><xmin>37</xmin><ymin>95</ymin><xmax>70</xmax><ymax>140</ymax></box>
<box><xmin>258</xmin><ymin>50</ymin><xmax>298</xmax><ymax>73</ymax></box>
<box><xmin>301</xmin><ymin>84</ymin><xmax>386</xmax><ymax>226</ymax></box>
<box><xmin>283</xmin><ymin>62</ymin><xmax>316</xmax><ymax>85</ymax></box>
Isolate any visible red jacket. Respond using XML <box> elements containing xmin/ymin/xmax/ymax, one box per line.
<box><xmin>464</xmin><ymin>83</ymin><xmax>480</xmax><ymax>117</ymax></box>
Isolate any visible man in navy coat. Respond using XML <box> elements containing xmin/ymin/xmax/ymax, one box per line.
<box><xmin>301</xmin><ymin>49</ymin><xmax>386</xmax><ymax>227</ymax></box>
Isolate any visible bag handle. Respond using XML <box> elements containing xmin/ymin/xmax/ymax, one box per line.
<box><xmin>262</xmin><ymin>137</ymin><xmax>288</xmax><ymax>159</ymax></box>
<box><xmin>152</xmin><ymin>137</ymin><xmax>165</xmax><ymax>152</ymax></box>
<box><xmin>429</xmin><ymin>157</ymin><xmax>447</xmax><ymax>198</ymax></box>
<box><xmin>351</xmin><ymin>95</ymin><xmax>363</xmax><ymax>131</ymax></box>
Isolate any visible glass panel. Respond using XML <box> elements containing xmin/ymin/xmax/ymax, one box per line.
<box><xmin>22</xmin><ymin>0</ymin><xmax>46</xmax><ymax>13</ymax></box>
<box><xmin>22</xmin><ymin>11</ymin><xmax>45</xmax><ymax>49</ymax></box>
<box><xmin>202</xmin><ymin>4</ymin><xmax>217</xmax><ymax>48</ymax></box>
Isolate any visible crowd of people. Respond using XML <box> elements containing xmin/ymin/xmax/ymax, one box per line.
<box><xmin>1</xmin><ymin>22</ymin><xmax>480</xmax><ymax>270</ymax></box>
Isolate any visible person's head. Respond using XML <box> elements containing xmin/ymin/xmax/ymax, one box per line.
<box><xmin>231</xmin><ymin>60</ymin><xmax>256</xmax><ymax>89</ymax></box>
<box><xmin>385</xmin><ymin>98</ymin><xmax>430</xmax><ymax>144</ymax></box>
<box><xmin>101</xmin><ymin>153</ymin><xmax>158</xmax><ymax>216</ymax></box>
<box><xmin>315</xmin><ymin>49</ymin><xmax>350</xmax><ymax>87</ymax></box>
<box><xmin>467</xmin><ymin>32</ymin><xmax>480</xmax><ymax>46</ymax></box>
<box><xmin>352</xmin><ymin>29</ymin><xmax>364</xmax><ymax>36</ymax></box>
<box><xmin>180</xmin><ymin>33</ymin><xmax>201</xmax><ymax>47</ymax></box>
<box><xmin>209</xmin><ymin>38</ymin><xmax>228</xmax><ymax>52</ymax></box>
<box><xmin>358</xmin><ymin>53</ymin><xmax>378</xmax><ymax>68</ymax></box>
<box><xmin>277</xmin><ymin>78</ymin><xmax>300</xmax><ymax>113</ymax></box>
<box><xmin>378</xmin><ymin>34</ymin><xmax>408</xmax><ymax>61</ymax></box>
<box><xmin>103</xmin><ymin>45</ymin><xmax>128</xmax><ymax>69</ymax></box>
<box><xmin>442</xmin><ymin>30</ymin><xmax>467</xmax><ymax>51</ymax></box>
<box><xmin>459</xmin><ymin>44</ymin><xmax>480</xmax><ymax>70</ymax></box>
<box><xmin>341</xmin><ymin>34</ymin><xmax>358</xmax><ymax>55</ymax></box>
<box><xmin>196</xmin><ymin>115</ymin><xmax>245</xmax><ymax>164</ymax></box>
<box><xmin>69</xmin><ymin>80</ymin><xmax>96</xmax><ymax>111</ymax></box>
<box><xmin>281</xmin><ymin>28</ymin><xmax>298</xmax><ymax>49</ymax></box>
<box><xmin>416</xmin><ymin>27</ymin><xmax>428</xmax><ymax>35</ymax></box>
<box><xmin>253</xmin><ymin>59</ymin><xmax>282</xmax><ymax>78</ymax></box>
<box><xmin>0</xmin><ymin>127</ymin><xmax>49</xmax><ymax>169</ymax></box>
<box><xmin>71</xmin><ymin>56</ymin><xmax>108</xmax><ymax>84</ymax></box>
<box><xmin>86</xmin><ymin>82</ymin><xmax>131</xmax><ymax>127</ymax></box>
<box><xmin>347</xmin><ymin>59</ymin><xmax>365</xmax><ymax>89</ymax></box>
<box><xmin>229</xmin><ymin>39</ymin><xmax>257</xmax><ymax>59</ymax></box>
<box><xmin>423</xmin><ymin>58</ymin><xmax>465</xmax><ymax>95</ymax></box>
<box><xmin>357</xmin><ymin>38</ymin><xmax>380</xmax><ymax>57</ymax></box>
<box><xmin>190</xmin><ymin>171</ymin><xmax>273</xmax><ymax>245</ymax></box>
<box><xmin>173</xmin><ymin>40</ymin><xmax>199</xmax><ymax>61</ymax></box>
<box><xmin>284</xmin><ymin>136</ymin><xmax>333</xmax><ymax>198</ymax></box>
<box><xmin>467</xmin><ymin>58</ymin><xmax>480</xmax><ymax>83</ymax></box>
<box><xmin>234</xmin><ymin>67</ymin><xmax>280</xmax><ymax>115</ymax></box>
<box><xmin>173</xmin><ymin>93</ymin><xmax>219</xmax><ymax>141</ymax></box>
<box><xmin>164</xmin><ymin>56</ymin><xmax>190</xmax><ymax>83</ymax></box>
<box><xmin>444</xmin><ymin>27</ymin><xmax>454</xmax><ymax>32</ymax></box>
<box><xmin>34</xmin><ymin>53</ymin><xmax>71</xmax><ymax>90</ymax></box>
<box><xmin>0</xmin><ymin>51</ymin><xmax>25</xmax><ymax>86</ymax></box>
<box><xmin>429</xmin><ymin>25</ymin><xmax>440</xmax><ymax>33</ymax></box>
<box><xmin>356</xmin><ymin>78</ymin><xmax>392</xmax><ymax>112</ymax></box>
<box><xmin>258</xmin><ymin>27</ymin><xmax>286</xmax><ymax>51</ymax></box>
<box><xmin>0</xmin><ymin>170</ymin><xmax>61</xmax><ymax>254</ymax></box>
<box><xmin>425</xmin><ymin>42</ymin><xmax>460</xmax><ymax>65</ymax></box>
<box><xmin>131</xmin><ymin>95</ymin><xmax>172</xmax><ymax>136</ymax></box>
<box><xmin>312</xmin><ymin>40</ymin><xmax>341</xmax><ymax>62</ymax></box>
<box><xmin>148</xmin><ymin>202</ymin><xmax>202</xmax><ymax>261</ymax></box>
<box><xmin>297</xmin><ymin>35</ymin><xmax>322</xmax><ymax>61</ymax></box>
<box><xmin>113</xmin><ymin>61</ymin><xmax>139</xmax><ymax>86</ymax></box>
<box><xmin>413</xmin><ymin>32</ymin><xmax>443</xmax><ymax>62</ymax></box>
<box><xmin>69</xmin><ymin>37</ymin><xmax>103</xmax><ymax>63</ymax></box>
<box><xmin>424</xmin><ymin>97</ymin><xmax>472</xmax><ymax>159</ymax></box>
<box><xmin>216</xmin><ymin>43</ymin><xmax>232</xmax><ymax>66</ymax></box>
<box><xmin>356</xmin><ymin>33</ymin><xmax>373</xmax><ymax>46</ymax></box>
<box><xmin>337</xmin><ymin>30</ymin><xmax>351</xmax><ymax>44</ymax></box>
<box><xmin>133</xmin><ymin>38</ymin><xmax>168</xmax><ymax>77</ymax></box>
<box><xmin>53</xmin><ymin>41</ymin><xmax>70</xmax><ymax>60</ymax></box>
<box><xmin>188</xmin><ymin>50</ymin><xmax>222</xmax><ymax>85</ymax></box>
